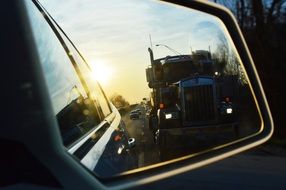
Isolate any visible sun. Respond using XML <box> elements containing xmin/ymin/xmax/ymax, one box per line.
<box><xmin>89</xmin><ymin>59</ymin><xmax>113</xmax><ymax>86</ymax></box>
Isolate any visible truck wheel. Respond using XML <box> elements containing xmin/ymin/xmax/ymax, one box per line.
<box><xmin>159</xmin><ymin>147</ymin><xmax>168</xmax><ymax>161</ymax></box>
<box><xmin>157</xmin><ymin>132</ymin><xmax>169</xmax><ymax>161</ymax></box>
<box><xmin>149</xmin><ymin>115</ymin><xmax>158</xmax><ymax>130</ymax></box>
<box><xmin>150</xmin><ymin>116</ymin><xmax>159</xmax><ymax>143</ymax></box>
<box><xmin>234</xmin><ymin>124</ymin><xmax>240</xmax><ymax>138</ymax></box>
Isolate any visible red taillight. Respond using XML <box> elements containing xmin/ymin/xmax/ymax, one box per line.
<box><xmin>114</xmin><ymin>135</ymin><xmax>121</xmax><ymax>141</ymax></box>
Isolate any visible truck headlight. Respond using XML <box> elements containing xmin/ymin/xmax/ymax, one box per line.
<box><xmin>165</xmin><ymin>112</ymin><xmax>179</xmax><ymax>119</ymax></box>
<box><xmin>226</xmin><ymin>108</ymin><xmax>233</xmax><ymax>114</ymax></box>
<box><xmin>165</xmin><ymin>113</ymin><xmax>172</xmax><ymax>119</ymax></box>
<box><xmin>220</xmin><ymin>102</ymin><xmax>233</xmax><ymax>115</ymax></box>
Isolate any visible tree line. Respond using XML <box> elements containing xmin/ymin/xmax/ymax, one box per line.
<box><xmin>214</xmin><ymin>0</ymin><xmax>286</xmax><ymax>138</ymax></box>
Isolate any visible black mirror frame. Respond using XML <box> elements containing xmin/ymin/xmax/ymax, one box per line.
<box><xmin>12</xmin><ymin>0</ymin><xmax>273</xmax><ymax>189</ymax></box>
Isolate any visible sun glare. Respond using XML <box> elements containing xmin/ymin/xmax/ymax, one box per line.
<box><xmin>89</xmin><ymin>59</ymin><xmax>113</xmax><ymax>86</ymax></box>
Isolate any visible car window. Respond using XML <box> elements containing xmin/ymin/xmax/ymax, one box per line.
<box><xmin>27</xmin><ymin>1</ymin><xmax>101</xmax><ymax>147</ymax></box>
<box><xmin>71</xmin><ymin>52</ymin><xmax>112</xmax><ymax>118</ymax></box>
<box><xmin>48</xmin><ymin>20</ymin><xmax>112</xmax><ymax>118</ymax></box>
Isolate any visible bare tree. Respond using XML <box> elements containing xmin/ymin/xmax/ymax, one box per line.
<box><xmin>216</xmin><ymin>0</ymin><xmax>286</xmax><ymax>28</ymax></box>
<box><xmin>266</xmin><ymin>0</ymin><xmax>286</xmax><ymax>24</ymax></box>
<box><xmin>110</xmin><ymin>93</ymin><xmax>130</xmax><ymax>108</ymax></box>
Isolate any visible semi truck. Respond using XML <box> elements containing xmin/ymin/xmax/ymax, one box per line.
<box><xmin>146</xmin><ymin>48</ymin><xmax>239</xmax><ymax>157</ymax></box>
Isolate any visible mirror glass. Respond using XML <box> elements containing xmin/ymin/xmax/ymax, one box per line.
<box><xmin>39</xmin><ymin>0</ymin><xmax>262</xmax><ymax>178</ymax></box>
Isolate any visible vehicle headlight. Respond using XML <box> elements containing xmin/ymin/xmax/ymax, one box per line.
<box><xmin>165</xmin><ymin>113</ymin><xmax>172</xmax><ymax>119</ymax></box>
<box><xmin>226</xmin><ymin>108</ymin><xmax>233</xmax><ymax>114</ymax></box>
<box><xmin>220</xmin><ymin>102</ymin><xmax>233</xmax><ymax>115</ymax></box>
<box><xmin>117</xmin><ymin>144</ymin><xmax>125</xmax><ymax>154</ymax></box>
<box><xmin>165</xmin><ymin>112</ymin><xmax>179</xmax><ymax>119</ymax></box>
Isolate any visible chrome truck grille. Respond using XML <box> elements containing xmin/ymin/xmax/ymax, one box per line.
<box><xmin>183</xmin><ymin>85</ymin><xmax>216</xmax><ymax>124</ymax></box>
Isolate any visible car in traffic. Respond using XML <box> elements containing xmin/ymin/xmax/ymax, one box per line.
<box><xmin>134</xmin><ymin>108</ymin><xmax>142</xmax><ymax>115</ymax></box>
<box><xmin>130</xmin><ymin>110</ymin><xmax>140</xmax><ymax>120</ymax></box>
<box><xmin>146</xmin><ymin>109</ymin><xmax>152</xmax><ymax>118</ymax></box>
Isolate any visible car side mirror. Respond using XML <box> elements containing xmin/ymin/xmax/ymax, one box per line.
<box><xmin>15</xmin><ymin>0</ymin><xmax>273</xmax><ymax>189</ymax></box>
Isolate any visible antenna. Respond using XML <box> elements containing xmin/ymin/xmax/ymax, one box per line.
<box><xmin>189</xmin><ymin>34</ymin><xmax>193</xmax><ymax>53</ymax></box>
<box><xmin>149</xmin><ymin>34</ymin><xmax>153</xmax><ymax>50</ymax></box>
<box><xmin>208</xmin><ymin>45</ymin><xmax>211</xmax><ymax>59</ymax></box>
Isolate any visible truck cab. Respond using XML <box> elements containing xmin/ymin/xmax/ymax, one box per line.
<box><xmin>146</xmin><ymin>48</ymin><xmax>239</xmax><ymax>159</ymax></box>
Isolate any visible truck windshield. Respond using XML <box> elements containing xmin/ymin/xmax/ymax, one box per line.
<box><xmin>160</xmin><ymin>55</ymin><xmax>215</xmax><ymax>83</ymax></box>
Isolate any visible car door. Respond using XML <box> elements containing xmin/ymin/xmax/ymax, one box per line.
<box><xmin>28</xmin><ymin>0</ymin><xmax>137</xmax><ymax>177</ymax></box>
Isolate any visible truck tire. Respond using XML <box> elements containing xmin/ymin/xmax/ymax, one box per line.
<box><xmin>234</xmin><ymin>124</ymin><xmax>240</xmax><ymax>138</ymax></box>
<box><xmin>149</xmin><ymin>115</ymin><xmax>159</xmax><ymax>143</ymax></box>
<box><xmin>159</xmin><ymin>147</ymin><xmax>168</xmax><ymax>161</ymax></box>
<box><xmin>157</xmin><ymin>131</ymin><xmax>169</xmax><ymax>161</ymax></box>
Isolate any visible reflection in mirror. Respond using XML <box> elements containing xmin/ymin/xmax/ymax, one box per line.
<box><xmin>39</xmin><ymin>0</ymin><xmax>262</xmax><ymax>178</ymax></box>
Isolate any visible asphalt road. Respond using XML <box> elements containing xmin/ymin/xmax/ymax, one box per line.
<box><xmin>133</xmin><ymin>146</ymin><xmax>286</xmax><ymax>190</ymax></box>
<box><xmin>122</xmin><ymin>104</ymin><xmax>249</xmax><ymax>165</ymax></box>
<box><xmin>121</xmin><ymin>105</ymin><xmax>286</xmax><ymax>190</ymax></box>
<box><xmin>122</xmin><ymin>105</ymin><xmax>246</xmax><ymax>164</ymax></box>
<box><xmin>122</xmin><ymin>105</ymin><xmax>160</xmax><ymax>167</ymax></box>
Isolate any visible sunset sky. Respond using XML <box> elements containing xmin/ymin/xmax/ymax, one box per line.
<box><xmin>39</xmin><ymin>0</ymin><xmax>229</xmax><ymax>104</ymax></box>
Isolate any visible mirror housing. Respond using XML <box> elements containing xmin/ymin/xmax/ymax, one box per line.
<box><xmin>3</xmin><ymin>0</ymin><xmax>273</xmax><ymax>189</ymax></box>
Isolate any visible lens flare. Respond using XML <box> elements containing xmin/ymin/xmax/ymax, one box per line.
<box><xmin>89</xmin><ymin>59</ymin><xmax>113</xmax><ymax>85</ymax></box>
